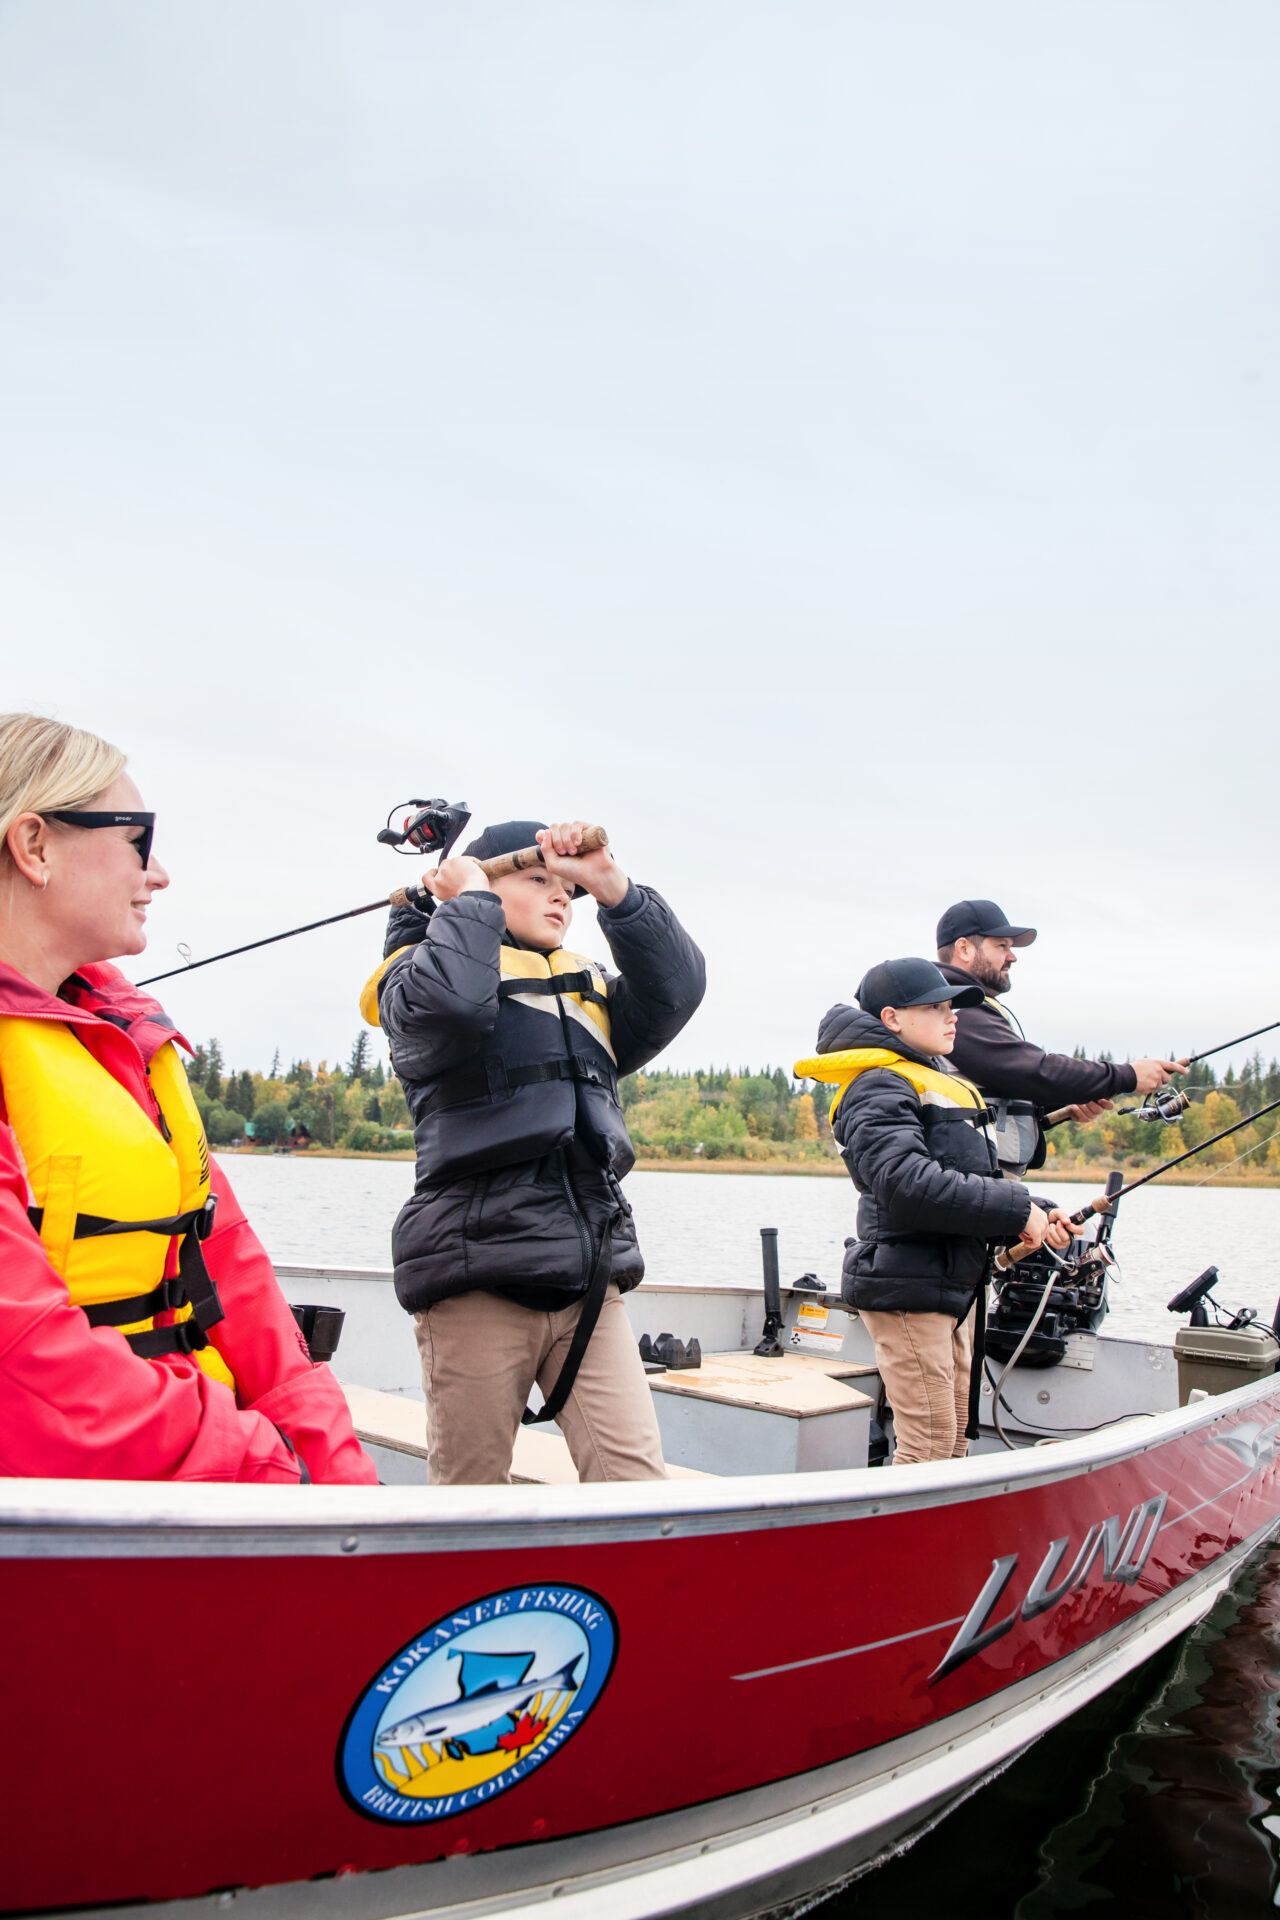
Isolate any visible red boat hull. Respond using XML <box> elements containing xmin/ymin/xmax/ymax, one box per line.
<box><xmin>4</xmin><ymin>1378</ymin><xmax>1280</xmax><ymax>1914</ymax></box>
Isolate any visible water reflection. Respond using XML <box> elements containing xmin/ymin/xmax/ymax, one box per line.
<box><xmin>812</xmin><ymin>1539</ymin><xmax>1280</xmax><ymax>1918</ymax></box>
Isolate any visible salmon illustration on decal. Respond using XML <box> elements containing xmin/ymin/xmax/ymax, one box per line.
<box><xmin>374</xmin><ymin>1649</ymin><xmax>583</xmax><ymax>1767</ymax></box>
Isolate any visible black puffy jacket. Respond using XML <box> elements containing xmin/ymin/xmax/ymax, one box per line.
<box><xmin>814</xmin><ymin>1003</ymin><xmax>1032</xmax><ymax>1318</ymax></box>
<box><xmin>371</xmin><ymin>883</ymin><xmax>705</xmax><ymax>1315</ymax></box>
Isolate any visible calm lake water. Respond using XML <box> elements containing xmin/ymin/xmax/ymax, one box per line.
<box><xmin>220</xmin><ymin>1153</ymin><xmax>1280</xmax><ymax>1346</ymax></box>
<box><xmin>219</xmin><ymin>1155</ymin><xmax>1280</xmax><ymax>1917</ymax></box>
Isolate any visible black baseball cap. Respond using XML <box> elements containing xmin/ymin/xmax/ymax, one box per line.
<box><xmin>856</xmin><ymin>958</ymin><xmax>985</xmax><ymax>1019</ymax></box>
<box><xmin>464</xmin><ymin>819</ymin><xmax>579</xmax><ymax>896</ymax></box>
<box><xmin>464</xmin><ymin>820</ymin><xmax>547</xmax><ymax>862</ymax></box>
<box><xmin>936</xmin><ymin>898</ymin><xmax>1037</xmax><ymax>949</ymax></box>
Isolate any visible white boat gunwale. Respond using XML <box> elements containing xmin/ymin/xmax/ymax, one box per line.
<box><xmin>1</xmin><ymin>1365</ymin><xmax>1275</xmax><ymax>1556</ymax></box>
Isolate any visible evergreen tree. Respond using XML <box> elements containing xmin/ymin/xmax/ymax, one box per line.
<box><xmin>269</xmin><ymin>1047</ymin><xmax>281</xmax><ymax>1080</ymax></box>
<box><xmin>231</xmin><ymin>1070</ymin><xmax>255</xmax><ymax>1118</ymax></box>
<box><xmin>347</xmin><ymin>1031</ymin><xmax>372</xmax><ymax>1084</ymax></box>
<box><xmin>204</xmin><ymin>1039</ymin><xmax>224</xmax><ymax>1103</ymax></box>
<box><xmin>187</xmin><ymin>1044</ymin><xmax>208</xmax><ymax>1088</ymax></box>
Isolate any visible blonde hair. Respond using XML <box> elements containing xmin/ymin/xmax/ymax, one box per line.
<box><xmin>0</xmin><ymin>714</ymin><xmax>128</xmax><ymax>861</ymax></box>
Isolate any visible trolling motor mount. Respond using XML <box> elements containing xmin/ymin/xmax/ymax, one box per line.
<box><xmin>376</xmin><ymin>798</ymin><xmax>472</xmax><ymax>857</ymax></box>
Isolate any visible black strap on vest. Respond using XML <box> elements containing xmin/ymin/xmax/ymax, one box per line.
<box><xmin>498</xmin><ymin>970</ymin><xmax>606</xmax><ymax>1006</ymax></box>
<box><xmin>964</xmin><ymin>1249</ymin><xmax>994</xmax><ymax>1441</ymax></box>
<box><xmin>521</xmin><ymin>1179</ymin><xmax>625</xmax><ymax>1429</ymax></box>
<box><xmin>418</xmin><ymin>1052</ymin><xmax>613</xmax><ymax>1119</ymax></box>
<box><xmin>29</xmin><ymin>1197</ymin><xmax>225</xmax><ymax>1359</ymax></box>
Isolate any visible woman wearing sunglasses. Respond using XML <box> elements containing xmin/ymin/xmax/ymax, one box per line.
<box><xmin>0</xmin><ymin>713</ymin><xmax>376</xmax><ymax>1484</ymax></box>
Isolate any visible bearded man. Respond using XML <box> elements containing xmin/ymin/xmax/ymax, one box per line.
<box><xmin>935</xmin><ymin>899</ymin><xmax>1187</xmax><ymax>1176</ymax></box>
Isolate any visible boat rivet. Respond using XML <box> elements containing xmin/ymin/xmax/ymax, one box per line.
<box><xmin>661</xmin><ymin>1521</ymin><xmax>674</xmax><ymax>1536</ymax></box>
<box><xmin>341</xmin><ymin>1536</ymin><xmax>359</xmax><ymax>1553</ymax></box>
<box><xmin>1037</xmin><ymin>1391</ymin><xmax>1050</xmax><ymax>1405</ymax></box>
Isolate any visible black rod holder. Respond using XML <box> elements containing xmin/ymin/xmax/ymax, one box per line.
<box><xmin>755</xmin><ymin>1226</ymin><xmax>784</xmax><ymax>1356</ymax></box>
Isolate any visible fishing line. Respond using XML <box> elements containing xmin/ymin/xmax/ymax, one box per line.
<box><xmin>1186</xmin><ymin>1124</ymin><xmax>1280</xmax><ymax>1189</ymax></box>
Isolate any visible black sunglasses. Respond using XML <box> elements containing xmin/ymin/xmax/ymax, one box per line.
<box><xmin>46</xmin><ymin>810</ymin><xmax>156</xmax><ymax>869</ymax></box>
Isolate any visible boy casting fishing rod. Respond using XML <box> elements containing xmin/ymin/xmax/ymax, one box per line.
<box><xmin>359</xmin><ymin>817</ymin><xmax>705</xmax><ymax>1486</ymax></box>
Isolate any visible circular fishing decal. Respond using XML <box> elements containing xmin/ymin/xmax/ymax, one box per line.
<box><xmin>339</xmin><ymin>1584</ymin><xmax>617</xmax><ymax>1824</ymax></box>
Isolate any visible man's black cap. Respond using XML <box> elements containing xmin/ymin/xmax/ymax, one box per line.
<box><xmin>856</xmin><ymin>958</ymin><xmax>985</xmax><ymax>1019</ymax></box>
<box><xmin>936</xmin><ymin>898</ymin><xmax>1037</xmax><ymax>950</ymax></box>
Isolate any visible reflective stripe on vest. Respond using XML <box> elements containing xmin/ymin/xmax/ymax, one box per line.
<box><xmin>793</xmin><ymin>1046</ymin><xmax>988</xmax><ymax>1127</ymax></box>
<box><xmin>0</xmin><ymin>1021</ymin><xmax>234</xmax><ymax>1388</ymax></box>
<box><xmin>361</xmin><ymin>942</ymin><xmax>614</xmax><ymax>1060</ymax></box>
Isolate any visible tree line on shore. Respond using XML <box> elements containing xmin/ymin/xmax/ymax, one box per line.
<box><xmin>185</xmin><ymin>1033</ymin><xmax>412</xmax><ymax>1152</ymax></box>
<box><xmin>182</xmin><ymin>1033</ymin><xmax>1280</xmax><ymax>1177</ymax></box>
<box><xmin>184</xmin><ymin>1040</ymin><xmax>837</xmax><ymax>1161</ymax></box>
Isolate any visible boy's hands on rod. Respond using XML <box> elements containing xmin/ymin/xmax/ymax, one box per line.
<box><xmin>538</xmin><ymin>821</ymin><xmax>629</xmax><ymax>908</ymax></box>
<box><xmin>1013</xmin><ymin>1204</ymin><xmax>1051</xmax><ymax>1257</ymax></box>
<box><xmin>422</xmin><ymin>855</ymin><xmax>491</xmax><ymax>901</ymax></box>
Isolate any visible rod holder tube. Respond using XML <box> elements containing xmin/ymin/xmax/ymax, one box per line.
<box><xmin>755</xmin><ymin>1226</ymin><xmax>784</xmax><ymax>1356</ymax></box>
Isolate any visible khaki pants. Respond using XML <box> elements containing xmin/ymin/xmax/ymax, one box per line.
<box><xmin>859</xmin><ymin>1308</ymin><xmax>975</xmax><ymax>1465</ymax></box>
<box><xmin>414</xmin><ymin>1283</ymin><xmax>667</xmax><ymax>1485</ymax></box>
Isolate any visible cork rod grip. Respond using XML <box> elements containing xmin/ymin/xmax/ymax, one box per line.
<box><xmin>388</xmin><ymin>825</ymin><xmax>609</xmax><ymax>909</ymax></box>
<box><xmin>482</xmin><ymin>824</ymin><xmax>608</xmax><ymax>880</ymax></box>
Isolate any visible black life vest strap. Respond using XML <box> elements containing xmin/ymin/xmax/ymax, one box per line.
<box><xmin>965</xmin><ymin>1249</ymin><xmax>995</xmax><ymax>1441</ymax></box>
<box><xmin>498</xmin><ymin>970</ymin><xmax>607</xmax><ymax>1007</ymax></box>
<box><xmin>28</xmin><ymin>1197</ymin><xmax>226</xmax><ymax>1357</ymax></box>
<box><xmin>418</xmin><ymin>1053</ymin><xmax>613</xmax><ymax>1118</ymax></box>
<box><xmin>521</xmin><ymin>1196</ymin><xmax>622</xmax><ymax>1428</ymax></box>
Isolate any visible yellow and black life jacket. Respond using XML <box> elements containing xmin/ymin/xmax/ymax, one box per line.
<box><xmin>0</xmin><ymin>1020</ymin><xmax>232</xmax><ymax>1387</ymax></box>
<box><xmin>794</xmin><ymin>1045</ymin><xmax>990</xmax><ymax>1127</ymax></box>
<box><xmin>362</xmin><ymin>940</ymin><xmax>624</xmax><ymax>1183</ymax></box>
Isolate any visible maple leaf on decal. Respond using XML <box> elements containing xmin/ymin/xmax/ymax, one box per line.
<box><xmin>497</xmin><ymin>1713</ymin><xmax>549</xmax><ymax>1751</ymax></box>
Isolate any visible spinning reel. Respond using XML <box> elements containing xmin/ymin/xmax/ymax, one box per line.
<box><xmin>1117</xmin><ymin>1085</ymin><xmax>1191</xmax><ymax>1124</ymax></box>
<box><xmin>376</xmin><ymin>799</ymin><xmax>472</xmax><ymax>859</ymax></box>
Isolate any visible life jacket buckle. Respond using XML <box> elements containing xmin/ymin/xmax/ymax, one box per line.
<box><xmin>194</xmin><ymin>1195</ymin><xmax>218</xmax><ymax>1241</ymax></box>
<box><xmin>169</xmin><ymin>1318</ymin><xmax>210</xmax><ymax>1356</ymax></box>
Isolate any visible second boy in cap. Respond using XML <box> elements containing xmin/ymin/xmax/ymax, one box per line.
<box><xmin>798</xmin><ymin>958</ymin><xmax>1070</xmax><ymax>1465</ymax></box>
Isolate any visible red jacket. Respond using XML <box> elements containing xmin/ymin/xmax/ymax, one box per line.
<box><xmin>0</xmin><ymin>962</ymin><xmax>377</xmax><ymax>1485</ymax></box>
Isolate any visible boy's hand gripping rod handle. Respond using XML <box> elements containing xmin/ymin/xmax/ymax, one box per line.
<box><xmin>389</xmin><ymin>825</ymin><xmax>608</xmax><ymax>910</ymax></box>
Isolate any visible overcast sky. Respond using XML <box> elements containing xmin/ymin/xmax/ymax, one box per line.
<box><xmin>2</xmin><ymin>1</ymin><xmax>1277</xmax><ymax>1081</ymax></box>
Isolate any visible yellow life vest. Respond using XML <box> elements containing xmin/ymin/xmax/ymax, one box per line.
<box><xmin>0</xmin><ymin>1020</ymin><xmax>234</xmax><ymax>1389</ymax></box>
<box><xmin>362</xmin><ymin>943</ymin><xmax>614</xmax><ymax>1059</ymax></box>
<box><xmin>793</xmin><ymin>1046</ymin><xmax>988</xmax><ymax>1127</ymax></box>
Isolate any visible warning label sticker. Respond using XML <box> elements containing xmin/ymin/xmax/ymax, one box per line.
<box><xmin>788</xmin><ymin>1299</ymin><xmax>845</xmax><ymax>1356</ymax></box>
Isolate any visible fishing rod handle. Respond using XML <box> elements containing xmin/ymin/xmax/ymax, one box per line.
<box><xmin>482</xmin><ymin>824</ymin><xmax>608</xmax><ymax>879</ymax></box>
<box><xmin>387</xmin><ymin>826</ymin><xmax>609</xmax><ymax>909</ymax></box>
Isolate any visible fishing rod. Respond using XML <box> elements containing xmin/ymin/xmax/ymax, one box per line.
<box><xmin>137</xmin><ymin>799</ymin><xmax>609</xmax><ymax>988</ymax></box>
<box><xmin>1068</xmin><ymin>1092</ymin><xmax>1280</xmax><ymax>1225</ymax></box>
<box><xmin>1185</xmin><ymin>1020</ymin><xmax>1280</xmax><ymax>1067</ymax></box>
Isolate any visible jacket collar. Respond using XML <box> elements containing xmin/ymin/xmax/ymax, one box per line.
<box><xmin>0</xmin><ymin>961</ymin><xmax>189</xmax><ymax>1065</ymax></box>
